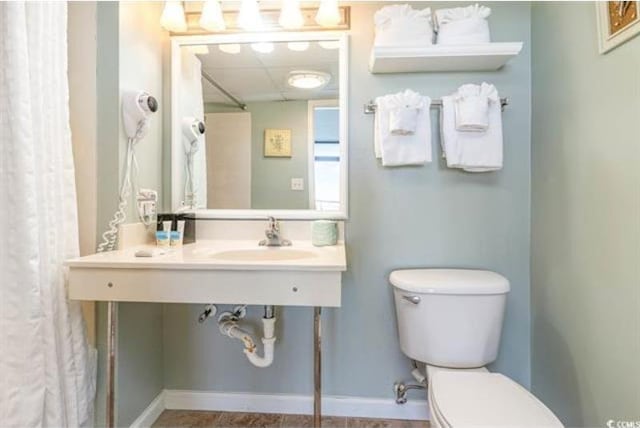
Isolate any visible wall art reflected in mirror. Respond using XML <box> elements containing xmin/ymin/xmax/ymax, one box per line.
<box><xmin>171</xmin><ymin>33</ymin><xmax>348</xmax><ymax>219</ymax></box>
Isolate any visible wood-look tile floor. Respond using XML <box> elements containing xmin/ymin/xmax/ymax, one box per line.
<box><xmin>152</xmin><ymin>410</ymin><xmax>430</xmax><ymax>428</ymax></box>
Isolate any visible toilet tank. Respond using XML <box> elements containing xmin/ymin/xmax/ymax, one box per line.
<box><xmin>390</xmin><ymin>269</ymin><xmax>509</xmax><ymax>368</ymax></box>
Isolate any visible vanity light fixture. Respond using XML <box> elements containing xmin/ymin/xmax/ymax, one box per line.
<box><xmin>287</xmin><ymin>70</ymin><xmax>331</xmax><ymax>89</ymax></box>
<box><xmin>318</xmin><ymin>40</ymin><xmax>340</xmax><ymax>50</ymax></box>
<box><xmin>251</xmin><ymin>42</ymin><xmax>275</xmax><ymax>54</ymax></box>
<box><xmin>287</xmin><ymin>41</ymin><xmax>310</xmax><ymax>52</ymax></box>
<box><xmin>279</xmin><ymin>0</ymin><xmax>304</xmax><ymax>29</ymax></box>
<box><xmin>160</xmin><ymin>1</ymin><xmax>187</xmax><ymax>32</ymax></box>
<box><xmin>200</xmin><ymin>0</ymin><xmax>226</xmax><ymax>31</ymax></box>
<box><xmin>315</xmin><ymin>0</ymin><xmax>341</xmax><ymax>27</ymax></box>
<box><xmin>219</xmin><ymin>44</ymin><xmax>242</xmax><ymax>54</ymax></box>
<box><xmin>238</xmin><ymin>0</ymin><xmax>263</xmax><ymax>31</ymax></box>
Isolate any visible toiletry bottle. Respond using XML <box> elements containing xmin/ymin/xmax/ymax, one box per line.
<box><xmin>156</xmin><ymin>221</ymin><xmax>170</xmax><ymax>247</ymax></box>
<box><xmin>170</xmin><ymin>220</ymin><xmax>185</xmax><ymax>247</ymax></box>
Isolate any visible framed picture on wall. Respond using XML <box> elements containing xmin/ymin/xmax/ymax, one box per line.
<box><xmin>264</xmin><ymin>128</ymin><xmax>292</xmax><ymax>157</ymax></box>
<box><xmin>596</xmin><ymin>1</ymin><xmax>640</xmax><ymax>53</ymax></box>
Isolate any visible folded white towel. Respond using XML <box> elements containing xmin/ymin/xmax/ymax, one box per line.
<box><xmin>440</xmin><ymin>93</ymin><xmax>503</xmax><ymax>172</ymax></box>
<box><xmin>390</xmin><ymin>107</ymin><xmax>419</xmax><ymax>135</ymax></box>
<box><xmin>454</xmin><ymin>83</ymin><xmax>499</xmax><ymax>132</ymax></box>
<box><xmin>436</xmin><ymin>4</ymin><xmax>491</xmax><ymax>45</ymax></box>
<box><xmin>374</xmin><ymin>4</ymin><xmax>434</xmax><ymax>47</ymax></box>
<box><xmin>375</xmin><ymin>91</ymin><xmax>432</xmax><ymax>167</ymax></box>
<box><xmin>387</xmin><ymin>89</ymin><xmax>428</xmax><ymax>135</ymax></box>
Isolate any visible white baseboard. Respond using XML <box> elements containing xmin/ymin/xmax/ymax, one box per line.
<box><xmin>163</xmin><ymin>389</ymin><xmax>429</xmax><ymax>421</ymax></box>
<box><xmin>129</xmin><ymin>392</ymin><xmax>165</xmax><ymax>428</ymax></box>
<box><xmin>131</xmin><ymin>389</ymin><xmax>429</xmax><ymax>427</ymax></box>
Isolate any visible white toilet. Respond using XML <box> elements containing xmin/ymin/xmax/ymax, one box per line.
<box><xmin>390</xmin><ymin>269</ymin><xmax>563</xmax><ymax>428</ymax></box>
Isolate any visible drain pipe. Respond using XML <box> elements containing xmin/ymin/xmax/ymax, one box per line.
<box><xmin>245</xmin><ymin>306</ymin><xmax>276</xmax><ymax>368</ymax></box>
<box><xmin>218</xmin><ymin>305</ymin><xmax>276</xmax><ymax>368</ymax></box>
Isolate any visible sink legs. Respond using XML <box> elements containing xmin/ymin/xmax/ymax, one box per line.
<box><xmin>314</xmin><ymin>307</ymin><xmax>322</xmax><ymax>428</ymax></box>
<box><xmin>106</xmin><ymin>301</ymin><xmax>117</xmax><ymax>428</ymax></box>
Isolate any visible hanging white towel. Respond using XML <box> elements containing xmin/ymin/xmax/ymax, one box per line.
<box><xmin>440</xmin><ymin>94</ymin><xmax>503</xmax><ymax>172</ymax></box>
<box><xmin>454</xmin><ymin>83</ymin><xmax>499</xmax><ymax>132</ymax></box>
<box><xmin>436</xmin><ymin>4</ymin><xmax>491</xmax><ymax>45</ymax></box>
<box><xmin>374</xmin><ymin>4</ymin><xmax>434</xmax><ymax>47</ymax></box>
<box><xmin>375</xmin><ymin>90</ymin><xmax>432</xmax><ymax>167</ymax></box>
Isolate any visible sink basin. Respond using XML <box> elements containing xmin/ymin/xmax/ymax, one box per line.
<box><xmin>209</xmin><ymin>248</ymin><xmax>317</xmax><ymax>261</ymax></box>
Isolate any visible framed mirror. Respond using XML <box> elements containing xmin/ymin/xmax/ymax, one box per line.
<box><xmin>170</xmin><ymin>32</ymin><xmax>348</xmax><ymax>219</ymax></box>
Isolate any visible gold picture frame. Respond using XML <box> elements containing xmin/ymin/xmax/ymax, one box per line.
<box><xmin>596</xmin><ymin>1</ymin><xmax>640</xmax><ymax>53</ymax></box>
<box><xmin>264</xmin><ymin>129</ymin><xmax>292</xmax><ymax>157</ymax></box>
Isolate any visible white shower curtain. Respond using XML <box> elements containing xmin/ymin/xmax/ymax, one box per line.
<box><xmin>0</xmin><ymin>2</ymin><xmax>96</xmax><ymax>426</ymax></box>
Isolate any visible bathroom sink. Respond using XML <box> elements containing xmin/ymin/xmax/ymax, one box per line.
<box><xmin>66</xmin><ymin>240</ymin><xmax>345</xmax><ymax>306</ymax></box>
<box><xmin>209</xmin><ymin>248</ymin><xmax>317</xmax><ymax>261</ymax></box>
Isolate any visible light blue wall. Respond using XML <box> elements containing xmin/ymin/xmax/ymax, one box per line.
<box><xmin>163</xmin><ymin>1</ymin><xmax>532</xmax><ymax>398</ymax></box>
<box><xmin>206</xmin><ymin>101</ymin><xmax>312</xmax><ymax>209</ymax></box>
<box><xmin>531</xmin><ymin>3</ymin><xmax>640</xmax><ymax>426</ymax></box>
<box><xmin>94</xmin><ymin>2</ymin><xmax>166</xmax><ymax>426</ymax></box>
<box><xmin>250</xmin><ymin>100</ymin><xmax>310</xmax><ymax>209</ymax></box>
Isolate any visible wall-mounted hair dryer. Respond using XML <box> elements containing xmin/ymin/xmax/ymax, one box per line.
<box><xmin>122</xmin><ymin>90</ymin><xmax>158</xmax><ymax>140</ymax></box>
<box><xmin>182</xmin><ymin>117</ymin><xmax>206</xmax><ymax>154</ymax></box>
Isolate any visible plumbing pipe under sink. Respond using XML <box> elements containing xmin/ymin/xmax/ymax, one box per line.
<box><xmin>218</xmin><ymin>306</ymin><xmax>277</xmax><ymax>368</ymax></box>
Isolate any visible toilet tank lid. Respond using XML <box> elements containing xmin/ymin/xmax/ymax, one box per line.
<box><xmin>389</xmin><ymin>269</ymin><xmax>510</xmax><ymax>294</ymax></box>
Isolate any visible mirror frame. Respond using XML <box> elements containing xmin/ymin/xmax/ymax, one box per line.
<box><xmin>170</xmin><ymin>31</ymin><xmax>349</xmax><ymax>220</ymax></box>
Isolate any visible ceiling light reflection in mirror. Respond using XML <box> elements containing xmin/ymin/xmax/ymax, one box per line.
<box><xmin>219</xmin><ymin>44</ymin><xmax>242</xmax><ymax>54</ymax></box>
<box><xmin>288</xmin><ymin>41</ymin><xmax>310</xmax><ymax>52</ymax></box>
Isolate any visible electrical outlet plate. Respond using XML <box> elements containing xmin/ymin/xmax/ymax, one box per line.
<box><xmin>291</xmin><ymin>178</ymin><xmax>304</xmax><ymax>191</ymax></box>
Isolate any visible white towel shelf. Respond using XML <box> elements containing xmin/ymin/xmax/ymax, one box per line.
<box><xmin>369</xmin><ymin>42</ymin><xmax>523</xmax><ymax>74</ymax></box>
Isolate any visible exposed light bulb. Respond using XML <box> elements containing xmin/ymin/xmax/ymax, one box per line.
<box><xmin>219</xmin><ymin>44</ymin><xmax>241</xmax><ymax>54</ymax></box>
<box><xmin>251</xmin><ymin>42</ymin><xmax>274</xmax><ymax>54</ymax></box>
<box><xmin>200</xmin><ymin>0</ymin><xmax>226</xmax><ymax>32</ymax></box>
<box><xmin>288</xmin><ymin>41</ymin><xmax>310</xmax><ymax>52</ymax></box>
<box><xmin>279</xmin><ymin>0</ymin><xmax>304</xmax><ymax>29</ymax></box>
<box><xmin>238</xmin><ymin>0</ymin><xmax>263</xmax><ymax>31</ymax></box>
<box><xmin>160</xmin><ymin>1</ymin><xmax>188</xmax><ymax>32</ymax></box>
<box><xmin>315</xmin><ymin>0</ymin><xmax>340</xmax><ymax>27</ymax></box>
<box><xmin>318</xmin><ymin>40</ymin><xmax>340</xmax><ymax>50</ymax></box>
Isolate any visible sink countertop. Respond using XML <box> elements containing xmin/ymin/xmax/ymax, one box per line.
<box><xmin>65</xmin><ymin>240</ymin><xmax>347</xmax><ymax>272</ymax></box>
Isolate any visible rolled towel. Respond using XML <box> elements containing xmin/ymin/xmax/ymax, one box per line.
<box><xmin>374</xmin><ymin>4</ymin><xmax>433</xmax><ymax>47</ymax></box>
<box><xmin>454</xmin><ymin>83</ymin><xmax>499</xmax><ymax>132</ymax></box>
<box><xmin>436</xmin><ymin>4</ymin><xmax>491</xmax><ymax>45</ymax></box>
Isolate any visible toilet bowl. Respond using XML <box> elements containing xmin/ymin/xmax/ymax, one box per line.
<box><xmin>426</xmin><ymin>365</ymin><xmax>562</xmax><ymax>427</ymax></box>
<box><xmin>390</xmin><ymin>269</ymin><xmax>563</xmax><ymax>427</ymax></box>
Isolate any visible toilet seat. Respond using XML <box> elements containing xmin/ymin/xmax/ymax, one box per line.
<box><xmin>430</xmin><ymin>371</ymin><xmax>563</xmax><ymax>427</ymax></box>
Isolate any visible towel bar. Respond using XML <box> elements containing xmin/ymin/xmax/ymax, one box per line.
<box><xmin>364</xmin><ymin>97</ymin><xmax>509</xmax><ymax>114</ymax></box>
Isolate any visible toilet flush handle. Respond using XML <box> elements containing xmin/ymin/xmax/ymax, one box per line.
<box><xmin>402</xmin><ymin>295</ymin><xmax>421</xmax><ymax>304</ymax></box>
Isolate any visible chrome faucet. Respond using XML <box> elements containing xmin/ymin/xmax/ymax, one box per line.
<box><xmin>259</xmin><ymin>217</ymin><xmax>291</xmax><ymax>247</ymax></box>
